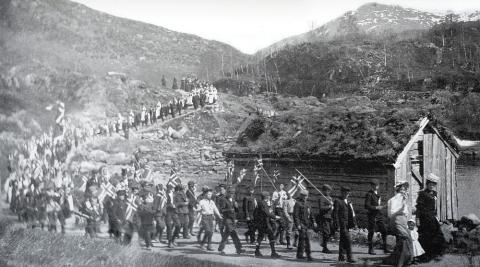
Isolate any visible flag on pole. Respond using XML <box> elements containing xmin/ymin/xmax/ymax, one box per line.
<box><xmin>79</xmin><ymin>176</ymin><xmax>88</xmax><ymax>192</ymax></box>
<box><xmin>273</xmin><ymin>169</ymin><xmax>280</xmax><ymax>182</ymax></box>
<box><xmin>225</xmin><ymin>160</ymin><xmax>235</xmax><ymax>183</ymax></box>
<box><xmin>287</xmin><ymin>175</ymin><xmax>306</xmax><ymax>196</ymax></box>
<box><xmin>237</xmin><ymin>168</ymin><xmax>247</xmax><ymax>184</ymax></box>
<box><xmin>125</xmin><ymin>195</ymin><xmax>138</xmax><ymax>222</ymax></box>
<box><xmin>167</xmin><ymin>168</ymin><xmax>181</xmax><ymax>187</ymax></box>
<box><xmin>253</xmin><ymin>158</ymin><xmax>262</xmax><ymax>186</ymax></box>
<box><xmin>98</xmin><ymin>182</ymin><xmax>116</xmax><ymax>202</ymax></box>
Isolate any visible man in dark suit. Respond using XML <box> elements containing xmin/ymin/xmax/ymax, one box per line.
<box><xmin>294</xmin><ymin>190</ymin><xmax>315</xmax><ymax>261</ymax></box>
<box><xmin>217</xmin><ymin>188</ymin><xmax>245</xmax><ymax>255</ymax></box>
<box><xmin>243</xmin><ymin>186</ymin><xmax>257</xmax><ymax>243</ymax></box>
<box><xmin>334</xmin><ymin>186</ymin><xmax>356</xmax><ymax>263</ymax></box>
<box><xmin>253</xmin><ymin>191</ymin><xmax>281</xmax><ymax>258</ymax></box>
<box><xmin>186</xmin><ymin>181</ymin><xmax>197</xmax><ymax>236</ymax></box>
<box><xmin>317</xmin><ymin>184</ymin><xmax>334</xmax><ymax>254</ymax></box>
<box><xmin>365</xmin><ymin>179</ymin><xmax>389</xmax><ymax>255</ymax></box>
<box><xmin>173</xmin><ymin>184</ymin><xmax>190</xmax><ymax>239</ymax></box>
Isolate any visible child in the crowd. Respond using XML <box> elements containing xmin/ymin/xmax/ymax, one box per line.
<box><xmin>408</xmin><ymin>219</ymin><xmax>425</xmax><ymax>263</ymax></box>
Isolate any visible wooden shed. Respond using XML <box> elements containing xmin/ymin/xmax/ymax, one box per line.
<box><xmin>226</xmin><ymin>116</ymin><xmax>459</xmax><ymax>227</ymax></box>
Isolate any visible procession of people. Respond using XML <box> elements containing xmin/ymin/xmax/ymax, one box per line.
<box><xmin>2</xmin><ymin>78</ymin><xmax>448</xmax><ymax>266</ymax></box>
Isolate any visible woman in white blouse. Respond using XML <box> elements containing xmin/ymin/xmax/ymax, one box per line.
<box><xmin>385</xmin><ymin>181</ymin><xmax>413</xmax><ymax>267</ymax></box>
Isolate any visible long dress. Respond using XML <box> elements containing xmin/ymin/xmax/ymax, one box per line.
<box><xmin>385</xmin><ymin>193</ymin><xmax>413</xmax><ymax>267</ymax></box>
<box><xmin>410</xmin><ymin>227</ymin><xmax>425</xmax><ymax>257</ymax></box>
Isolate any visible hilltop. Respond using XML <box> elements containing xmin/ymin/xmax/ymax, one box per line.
<box><xmin>257</xmin><ymin>2</ymin><xmax>479</xmax><ymax>56</ymax></box>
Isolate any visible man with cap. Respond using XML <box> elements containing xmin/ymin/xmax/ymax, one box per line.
<box><xmin>272</xmin><ymin>183</ymin><xmax>288</xmax><ymax>246</ymax></box>
<box><xmin>80</xmin><ymin>188</ymin><xmax>103</xmax><ymax>238</ymax></box>
<box><xmin>110</xmin><ymin>190</ymin><xmax>127</xmax><ymax>242</ymax></box>
<box><xmin>196</xmin><ymin>185</ymin><xmax>210</xmax><ymax>243</ymax></box>
<box><xmin>186</xmin><ymin>181</ymin><xmax>197</xmax><ymax>236</ymax></box>
<box><xmin>153</xmin><ymin>184</ymin><xmax>167</xmax><ymax>243</ymax></box>
<box><xmin>174</xmin><ymin>184</ymin><xmax>190</xmax><ymax>239</ymax></box>
<box><xmin>365</xmin><ymin>179</ymin><xmax>389</xmax><ymax>255</ymax></box>
<box><xmin>243</xmin><ymin>185</ymin><xmax>257</xmax><ymax>244</ymax></box>
<box><xmin>293</xmin><ymin>189</ymin><xmax>315</xmax><ymax>261</ymax></box>
<box><xmin>333</xmin><ymin>186</ymin><xmax>356</xmax><ymax>263</ymax></box>
<box><xmin>253</xmin><ymin>191</ymin><xmax>281</xmax><ymax>258</ymax></box>
<box><xmin>138</xmin><ymin>190</ymin><xmax>156</xmax><ymax>250</ymax></box>
<box><xmin>197</xmin><ymin>188</ymin><xmax>222</xmax><ymax>251</ymax></box>
<box><xmin>416</xmin><ymin>174</ymin><xmax>446</xmax><ymax>261</ymax></box>
<box><xmin>214</xmin><ymin>184</ymin><xmax>226</xmax><ymax>236</ymax></box>
<box><xmin>317</xmin><ymin>184</ymin><xmax>334</xmax><ymax>254</ymax></box>
<box><xmin>165</xmin><ymin>183</ymin><xmax>180</xmax><ymax>248</ymax></box>
<box><xmin>217</xmin><ymin>187</ymin><xmax>245</xmax><ymax>255</ymax></box>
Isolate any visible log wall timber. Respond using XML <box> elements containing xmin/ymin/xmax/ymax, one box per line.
<box><xmin>229</xmin><ymin>157</ymin><xmax>394</xmax><ymax>228</ymax></box>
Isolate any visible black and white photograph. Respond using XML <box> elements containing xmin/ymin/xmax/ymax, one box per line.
<box><xmin>1</xmin><ymin>0</ymin><xmax>480</xmax><ymax>266</ymax></box>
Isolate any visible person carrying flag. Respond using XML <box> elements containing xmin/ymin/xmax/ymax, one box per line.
<box><xmin>253</xmin><ymin>191</ymin><xmax>281</xmax><ymax>258</ymax></box>
<box><xmin>110</xmin><ymin>190</ymin><xmax>127</xmax><ymax>242</ymax></box>
<box><xmin>153</xmin><ymin>184</ymin><xmax>167</xmax><ymax>243</ymax></box>
<box><xmin>165</xmin><ymin>183</ymin><xmax>180</xmax><ymax>248</ymax></box>
<box><xmin>243</xmin><ymin>186</ymin><xmax>257</xmax><ymax>244</ymax></box>
<box><xmin>317</xmin><ymin>184</ymin><xmax>334</xmax><ymax>254</ymax></box>
<box><xmin>294</xmin><ymin>189</ymin><xmax>315</xmax><ymax>261</ymax></box>
<box><xmin>217</xmin><ymin>187</ymin><xmax>245</xmax><ymax>255</ymax></box>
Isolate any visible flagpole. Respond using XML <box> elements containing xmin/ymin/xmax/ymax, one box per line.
<box><xmin>295</xmin><ymin>168</ymin><xmax>330</xmax><ymax>202</ymax></box>
<box><xmin>260</xmin><ymin>167</ymin><xmax>277</xmax><ymax>191</ymax></box>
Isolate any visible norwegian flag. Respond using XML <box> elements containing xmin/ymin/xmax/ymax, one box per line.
<box><xmin>98</xmin><ymin>182</ymin><xmax>116</xmax><ymax>202</ymax></box>
<box><xmin>167</xmin><ymin>168</ymin><xmax>181</xmax><ymax>187</ymax></box>
<box><xmin>253</xmin><ymin>158</ymin><xmax>262</xmax><ymax>186</ymax></box>
<box><xmin>287</xmin><ymin>175</ymin><xmax>306</xmax><ymax>196</ymax></box>
<box><xmin>237</xmin><ymin>168</ymin><xmax>247</xmax><ymax>184</ymax></box>
<box><xmin>125</xmin><ymin>195</ymin><xmax>138</xmax><ymax>222</ymax></box>
<box><xmin>225</xmin><ymin>160</ymin><xmax>235</xmax><ymax>182</ymax></box>
<box><xmin>273</xmin><ymin>169</ymin><xmax>280</xmax><ymax>182</ymax></box>
<box><xmin>79</xmin><ymin>176</ymin><xmax>88</xmax><ymax>192</ymax></box>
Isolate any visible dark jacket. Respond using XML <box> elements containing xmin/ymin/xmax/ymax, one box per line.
<box><xmin>253</xmin><ymin>199</ymin><xmax>276</xmax><ymax>230</ymax></box>
<box><xmin>217</xmin><ymin>195</ymin><xmax>236</xmax><ymax>221</ymax></box>
<box><xmin>152</xmin><ymin>193</ymin><xmax>166</xmax><ymax>216</ymax></box>
<box><xmin>416</xmin><ymin>189</ymin><xmax>437</xmax><ymax>218</ymax></box>
<box><xmin>318</xmin><ymin>195</ymin><xmax>334</xmax><ymax>220</ymax></box>
<box><xmin>111</xmin><ymin>198</ymin><xmax>127</xmax><ymax>224</ymax></box>
<box><xmin>333</xmin><ymin>198</ymin><xmax>356</xmax><ymax>230</ymax></box>
<box><xmin>243</xmin><ymin>195</ymin><xmax>256</xmax><ymax>219</ymax></box>
<box><xmin>293</xmin><ymin>198</ymin><xmax>315</xmax><ymax>229</ymax></box>
<box><xmin>186</xmin><ymin>188</ymin><xmax>197</xmax><ymax>210</ymax></box>
<box><xmin>137</xmin><ymin>202</ymin><xmax>155</xmax><ymax>226</ymax></box>
<box><xmin>364</xmin><ymin>190</ymin><xmax>382</xmax><ymax>216</ymax></box>
<box><xmin>174</xmin><ymin>191</ymin><xmax>189</xmax><ymax>214</ymax></box>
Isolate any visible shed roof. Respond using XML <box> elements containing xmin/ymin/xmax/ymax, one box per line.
<box><xmin>228</xmin><ymin>103</ymin><xmax>458</xmax><ymax>163</ymax></box>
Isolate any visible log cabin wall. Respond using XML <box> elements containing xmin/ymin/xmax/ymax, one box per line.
<box><xmin>228</xmin><ymin>155</ymin><xmax>394</xmax><ymax>228</ymax></box>
<box><xmin>422</xmin><ymin>127</ymin><xmax>458</xmax><ymax>221</ymax></box>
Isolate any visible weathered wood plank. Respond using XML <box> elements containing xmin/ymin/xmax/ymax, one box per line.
<box><xmin>423</xmin><ymin>133</ymin><xmax>432</xmax><ymax>186</ymax></box>
<box><xmin>451</xmin><ymin>155</ymin><xmax>458</xmax><ymax>219</ymax></box>
<box><xmin>445</xmin><ymin>149</ymin><xmax>452</xmax><ymax>219</ymax></box>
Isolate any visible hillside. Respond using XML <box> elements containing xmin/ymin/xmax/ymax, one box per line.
<box><xmin>257</xmin><ymin>2</ymin><xmax>479</xmax><ymax>56</ymax></box>
<box><xmin>0</xmin><ymin>0</ymin><xmax>250</xmax><ymax>84</ymax></box>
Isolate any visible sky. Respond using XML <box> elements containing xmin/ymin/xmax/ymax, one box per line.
<box><xmin>72</xmin><ymin>0</ymin><xmax>480</xmax><ymax>54</ymax></box>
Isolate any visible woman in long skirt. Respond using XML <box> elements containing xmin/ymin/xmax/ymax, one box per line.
<box><xmin>384</xmin><ymin>181</ymin><xmax>413</xmax><ymax>267</ymax></box>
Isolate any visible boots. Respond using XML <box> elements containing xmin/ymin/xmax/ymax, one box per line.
<box><xmin>254</xmin><ymin>246</ymin><xmax>263</xmax><ymax>257</ymax></box>
<box><xmin>270</xmin><ymin>241</ymin><xmax>281</xmax><ymax>258</ymax></box>
<box><xmin>286</xmin><ymin>236</ymin><xmax>292</xmax><ymax>250</ymax></box>
<box><xmin>383</xmin><ymin>241</ymin><xmax>391</xmax><ymax>253</ymax></box>
<box><xmin>293</xmin><ymin>234</ymin><xmax>298</xmax><ymax>247</ymax></box>
<box><xmin>368</xmin><ymin>243</ymin><xmax>376</xmax><ymax>255</ymax></box>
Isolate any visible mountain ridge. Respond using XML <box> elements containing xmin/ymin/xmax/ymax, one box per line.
<box><xmin>256</xmin><ymin>2</ymin><xmax>480</xmax><ymax>56</ymax></box>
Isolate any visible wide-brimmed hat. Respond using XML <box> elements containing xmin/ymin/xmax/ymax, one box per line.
<box><xmin>322</xmin><ymin>184</ymin><xmax>332</xmax><ymax>191</ymax></box>
<box><xmin>394</xmin><ymin>181</ymin><xmax>409</xmax><ymax>188</ymax></box>
<box><xmin>426</xmin><ymin>173</ymin><xmax>439</xmax><ymax>184</ymax></box>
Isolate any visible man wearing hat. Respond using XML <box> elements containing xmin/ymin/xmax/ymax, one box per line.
<box><xmin>173</xmin><ymin>184</ymin><xmax>190</xmax><ymax>239</ymax></box>
<box><xmin>196</xmin><ymin>185</ymin><xmax>210</xmax><ymax>243</ymax></box>
<box><xmin>364</xmin><ymin>179</ymin><xmax>389</xmax><ymax>255</ymax></box>
<box><xmin>110</xmin><ymin>190</ymin><xmax>127</xmax><ymax>242</ymax></box>
<box><xmin>153</xmin><ymin>184</ymin><xmax>167</xmax><ymax>243</ymax></box>
<box><xmin>165</xmin><ymin>183</ymin><xmax>180</xmax><ymax>248</ymax></box>
<box><xmin>272</xmin><ymin>183</ymin><xmax>288</xmax><ymax>245</ymax></box>
<box><xmin>214</xmin><ymin>184</ymin><xmax>226</xmax><ymax>236</ymax></box>
<box><xmin>333</xmin><ymin>186</ymin><xmax>356</xmax><ymax>263</ymax></box>
<box><xmin>253</xmin><ymin>191</ymin><xmax>281</xmax><ymax>258</ymax></box>
<box><xmin>217</xmin><ymin>187</ymin><xmax>245</xmax><ymax>255</ymax></box>
<box><xmin>138</xmin><ymin>190</ymin><xmax>156</xmax><ymax>250</ymax></box>
<box><xmin>293</xmin><ymin>189</ymin><xmax>315</xmax><ymax>261</ymax></box>
<box><xmin>243</xmin><ymin>186</ymin><xmax>257</xmax><ymax>244</ymax></box>
<box><xmin>197</xmin><ymin>188</ymin><xmax>222</xmax><ymax>250</ymax></box>
<box><xmin>317</xmin><ymin>184</ymin><xmax>334</xmax><ymax>254</ymax></box>
<box><xmin>416</xmin><ymin>174</ymin><xmax>446</xmax><ymax>261</ymax></box>
<box><xmin>186</xmin><ymin>181</ymin><xmax>197</xmax><ymax>236</ymax></box>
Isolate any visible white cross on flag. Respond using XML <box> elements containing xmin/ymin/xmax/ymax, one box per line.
<box><xmin>273</xmin><ymin>169</ymin><xmax>280</xmax><ymax>182</ymax></box>
<box><xmin>287</xmin><ymin>175</ymin><xmax>306</xmax><ymax>196</ymax></box>
<box><xmin>98</xmin><ymin>182</ymin><xmax>116</xmax><ymax>202</ymax></box>
<box><xmin>125</xmin><ymin>196</ymin><xmax>138</xmax><ymax>222</ymax></box>
<box><xmin>237</xmin><ymin>168</ymin><xmax>247</xmax><ymax>184</ymax></box>
<box><xmin>253</xmin><ymin>160</ymin><xmax>262</xmax><ymax>186</ymax></box>
<box><xmin>167</xmin><ymin>168</ymin><xmax>181</xmax><ymax>187</ymax></box>
<box><xmin>79</xmin><ymin>176</ymin><xmax>88</xmax><ymax>192</ymax></box>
